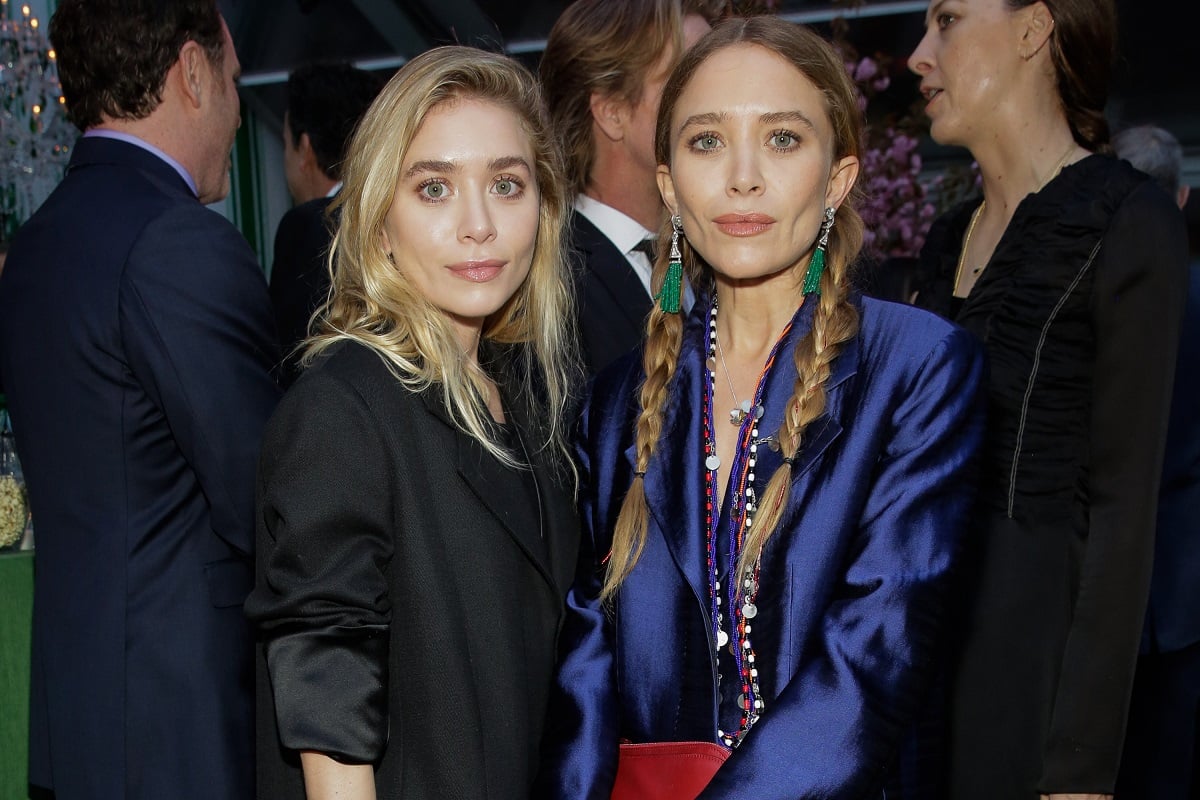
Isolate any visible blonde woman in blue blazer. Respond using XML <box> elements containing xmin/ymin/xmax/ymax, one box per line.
<box><xmin>537</xmin><ymin>17</ymin><xmax>985</xmax><ymax>800</ymax></box>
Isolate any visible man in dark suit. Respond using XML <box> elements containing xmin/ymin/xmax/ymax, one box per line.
<box><xmin>540</xmin><ymin>0</ymin><xmax>711</xmax><ymax>375</ymax></box>
<box><xmin>0</xmin><ymin>2</ymin><xmax>279</xmax><ymax>798</ymax></box>
<box><xmin>271</xmin><ymin>62</ymin><xmax>382</xmax><ymax>387</ymax></box>
<box><xmin>1114</xmin><ymin>124</ymin><xmax>1200</xmax><ymax>799</ymax></box>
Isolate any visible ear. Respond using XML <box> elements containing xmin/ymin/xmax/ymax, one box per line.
<box><xmin>1017</xmin><ymin>1</ymin><xmax>1055</xmax><ymax>61</ymax></box>
<box><xmin>298</xmin><ymin>132</ymin><xmax>319</xmax><ymax>172</ymax></box>
<box><xmin>178</xmin><ymin>40</ymin><xmax>207</xmax><ymax>109</ymax></box>
<box><xmin>656</xmin><ymin>163</ymin><xmax>677</xmax><ymax>217</ymax></box>
<box><xmin>589</xmin><ymin>90</ymin><xmax>627</xmax><ymax>143</ymax></box>
<box><xmin>379</xmin><ymin>226</ymin><xmax>393</xmax><ymax>259</ymax></box>
<box><xmin>1177</xmin><ymin>184</ymin><xmax>1190</xmax><ymax>211</ymax></box>
<box><xmin>825</xmin><ymin>154</ymin><xmax>859</xmax><ymax>211</ymax></box>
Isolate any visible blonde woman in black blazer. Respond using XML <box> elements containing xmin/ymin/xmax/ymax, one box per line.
<box><xmin>246</xmin><ymin>46</ymin><xmax>581</xmax><ymax>800</ymax></box>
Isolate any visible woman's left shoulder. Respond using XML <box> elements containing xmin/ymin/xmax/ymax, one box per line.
<box><xmin>856</xmin><ymin>295</ymin><xmax>981</xmax><ymax>366</ymax></box>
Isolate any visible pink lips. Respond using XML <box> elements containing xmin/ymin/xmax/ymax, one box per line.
<box><xmin>448</xmin><ymin>259</ymin><xmax>505</xmax><ymax>282</ymax></box>
<box><xmin>712</xmin><ymin>213</ymin><xmax>775</xmax><ymax>237</ymax></box>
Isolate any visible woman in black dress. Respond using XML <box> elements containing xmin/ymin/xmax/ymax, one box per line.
<box><xmin>908</xmin><ymin>0</ymin><xmax>1189</xmax><ymax>797</ymax></box>
<box><xmin>246</xmin><ymin>46</ymin><xmax>580</xmax><ymax>799</ymax></box>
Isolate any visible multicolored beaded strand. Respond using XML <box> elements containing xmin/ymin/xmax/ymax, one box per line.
<box><xmin>703</xmin><ymin>298</ymin><xmax>797</xmax><ymax>748</ymax></box>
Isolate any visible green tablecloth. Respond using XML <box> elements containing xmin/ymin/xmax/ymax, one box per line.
<box><xmin>0</xmin><ymin>550</ymin><xmax>33</xmax><ymax>799</ymax></box>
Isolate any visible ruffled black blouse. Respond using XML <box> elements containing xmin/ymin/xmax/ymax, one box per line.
<box><xmin>911</xmin><ymin>153</ymin><xmax>1189</xmax><ymax>788</ymax></box>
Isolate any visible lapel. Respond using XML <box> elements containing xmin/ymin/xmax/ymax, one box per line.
<box><xmin>418</xmin><ymin>380</ymin><xmax>563</xmax><ymax>595</ymax></box>
<box><xmin>629</xmin><ymin>294</ymin><xmax>861</xmax><ymax>601</ymax></box>
<box><xmin>502</xmin><ymin>383</ymin><xmax>577</xmax><ymax>598</ymax></box>
<box><xmin>571</xmin><ymin>212</ymin><xmax>654</xmax><ymax>329</ymax></box>
<box><xmin>633</xmin><ymin>305</ymin><xmax>709</xmax><ymax>605</ymax></box>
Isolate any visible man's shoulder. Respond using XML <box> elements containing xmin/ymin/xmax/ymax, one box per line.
<box><xmin>281</xmin><ymin>196</ymin><xmax>335</xmax><ymax>227</ymax></box>
<box><xmin>274</xmin><ymin>197</ymin><xmax>337</xmax><ymax>253</ymax></box>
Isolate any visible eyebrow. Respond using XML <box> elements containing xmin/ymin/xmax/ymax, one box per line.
<box><xmin>678</xmin><ymin>110</ymin><xmax>818</xmax><ymax>131</ymax></box>
<box><xmin>402</xmin><ymin>155</ymin><xmax>533</xmax><ymax>180</ymax></box>
<box><xmin>760</xmin><ymin>110</ymin><xmax>817</xmax><ymax>131</ymax></box>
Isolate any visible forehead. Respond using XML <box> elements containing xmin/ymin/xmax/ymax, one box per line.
<box><xmin>676</xmin><ymin>44</ymin><xmax>829</xmax><ymax>125</ymax></box>
<box><xmin>405</xmin><ymin>97</ymin><xmax>534</xmax><ymax>161</ymax></box>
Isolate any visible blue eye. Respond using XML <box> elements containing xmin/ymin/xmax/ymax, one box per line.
<box><xmin>696</xmin><ymin>135</ymin><xmax>720</xmax><ymax>151</ymax></box>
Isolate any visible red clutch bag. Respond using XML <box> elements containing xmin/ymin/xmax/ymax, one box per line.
<box><xmin>610</xmin><ymin>740</ymin><xmax>731</xmax><ymax>800</ymax></box>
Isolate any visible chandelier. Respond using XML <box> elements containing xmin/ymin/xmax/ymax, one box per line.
<box><xmin>0</xmin><ymin>0</ymin><xmax>74</xmax><ymax>243</ymax></box>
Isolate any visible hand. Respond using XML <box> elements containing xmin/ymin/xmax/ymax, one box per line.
<box><xmin>1040</xmin><ymin>794</ymin><xmax>1113</xmax><ymax>800</ymax></box>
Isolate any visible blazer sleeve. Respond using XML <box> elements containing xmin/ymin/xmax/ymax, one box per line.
<box><xmin>245</xmin><ymin>368</ymin><xmax>393</xmax><ymax>763</ymax></box>
<box><xmin>118</xmin><ymin>204</ymin><xmax>280</xmax><ymax>557</ymax></box>
<box><xmin>701</xmin><ymin>327</ymin><xmax>986</xmax><ymax>799</ymax></box>
<box><xmin>1040</xmin><ymin>184</ymin><xmax>1189</xmax><ymax>792</ymax></box>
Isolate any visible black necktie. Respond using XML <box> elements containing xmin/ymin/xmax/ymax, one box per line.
<box><xmin>631</xmin><ymin>237</ymin><xmax>658</xmax><ymax>263</ymax></box>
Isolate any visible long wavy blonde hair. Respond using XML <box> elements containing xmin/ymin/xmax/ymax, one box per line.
<box><xmin>303</xmin><ymin>46</ymin><xmax>579</xmax><ymax>468</ymax></box>
<box><xmin>601</xmin><ymin>17</ymin><xmax>866</xmax><ymax>601</ymax></box>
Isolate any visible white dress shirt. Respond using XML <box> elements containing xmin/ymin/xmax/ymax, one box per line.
<box><xmin>573</xmin><ymin>194</ymin><xmax>694</xmax><ymax>311</ymax></box>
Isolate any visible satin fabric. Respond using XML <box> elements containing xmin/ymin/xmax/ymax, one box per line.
<box><xmin>536</xmin><ymin>293</ymin><xmax>986</xmax><ymax>799</ymax></box>
<box><xmin>248</xmin><ymin>341</ymin><xmax>579</xmax><ymax>799</ymax></box>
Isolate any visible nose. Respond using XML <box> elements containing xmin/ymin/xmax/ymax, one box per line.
<box><xmin>726</xmin><ymin>141</ymin><xmax>765</xmax><ymax>197</ymax></box>
<box><xmin>909</xmin><ymin>29</ymin><xmax>934</xmax><ymax>76</ymax></box>
<box><xmin>458</xmin><ymin>186</ymin><xmax>497</xmax><ymax>244</ymax></box>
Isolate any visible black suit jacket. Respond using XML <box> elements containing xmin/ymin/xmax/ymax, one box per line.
<box><xmin>569</xmin><ymin>211</ymin><xmax>653</xmax><ymax>376</ymax></box>
<box><xmin>1144</xmin><ymin>262</ymin><xmax>1200</xmax><ymax>652</ymax></box>
<box><xmin>0</xmin><ymin>136</ymin><xmax>280</xmax><ymax>799</ymax></box>
<box><xmin>247</xmin><ymin>340</ymin><xmax>580</xmax><ymax>799</ymax></box>
<box><xmin>269</xmin><ymin>195</ymin><xmax>336</xmax><ymax>387</ymax></box>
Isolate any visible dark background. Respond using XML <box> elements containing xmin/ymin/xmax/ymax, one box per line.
<box><xmin>220</xmin><ymin>0</ymin><xmax>1199</xmax><ymax>250</ymax></box>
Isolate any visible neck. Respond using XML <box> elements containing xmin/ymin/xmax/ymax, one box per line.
<box><xmin>714</xmin><ymin>278</ymin><xmax>805</xmax><ymax>360</ymax></box>
<box><xmin>450</xmin><ymin>317</ymin><xmax>484</xmax><ymax>370</ymax></box>
<box><xmin>297</xmin><ymin>173</ymin><xmax>338</xmax><ymax>205</ymax></box>
<box><xmin>971</xmin><ymin>121</ymin><xmax>1083</xmax><ymax>216</ymax></box>
<box><xmin>584</xmin><ymin>161</ymin><xmax>664</xmax><ymax>232</ymax></box>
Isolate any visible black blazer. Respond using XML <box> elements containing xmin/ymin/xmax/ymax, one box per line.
<box><xmin>269</xmin><ymin>195</ymin><xmax>336</xmax><ymax>387</ymax></box>
<box><xmin>0</xmin><ymin>136</ymin><xmax>280</xmax><ymax>799</ymax></box>
<box><xmin>569</xmin><ymin>211</ymin><xmax>653</xmax><ymax>376</ymax></box>
<box><xmin>247</xmin><ymin>341</ymin><xmax>580</xmax><ymax>799</ymax></box>
<box><xmin>1144</xmin><ymin>262</ymin><xmax>1200</xmax><ymax>653</ymax></box>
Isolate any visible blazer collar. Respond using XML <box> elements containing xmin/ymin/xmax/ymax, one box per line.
<box><xmin>68</xmin><ymin>135</ymin><xmax>197</xmax><ymax>200</ymax></box>
<box><xmin>418</xmin><ymin>375</ymin><xmax>573</xmax><ymax>597</ymax></box>
<box><xmin>631</xmin><ymin>292</ymin><xmax>861</xmax><ymax>601</ymax></box>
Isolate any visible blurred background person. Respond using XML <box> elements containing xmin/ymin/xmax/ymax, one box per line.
<box><xmin>537</xmin><ymin>16</ymin><xmax>984</xmax><ymax>799</ymax></box>
<box><xmin>0</xmin><ymin>0</ymin><xmax>280</xmax><ymax>798</ymax></box>
<box><xmin>908</xmin><ymin>1</ymin><xmax>1189</xmax><ymax>798</ymax></box>
<box><xmin>270</xmin><ymin>60</ymin><xmax>383</xmax><ymax>387</ymax></box>
<box><xmin>247</xmin><ymin>46</ymin><xmax>581</xmax><ymax>800</ymax></box>
<box><xmin>539</xmin><ymin>0</ymin><xmax>712</xmax><ymax>375</ymax></box>
<box><xmin>1111</xmin><ymin>123</ymin><xmax>1199</xmax><ymax>800</ymax></box>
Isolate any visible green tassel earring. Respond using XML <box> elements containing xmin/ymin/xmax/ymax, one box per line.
<box><xmin>803</xmin><ymin>206</ymin><xmax>836</xmax><ymax>296</ymax></box>
<box><xmin>658</xmin><ymin>214</ymin><xmax>684</xmax><ymax>314</ymax></box>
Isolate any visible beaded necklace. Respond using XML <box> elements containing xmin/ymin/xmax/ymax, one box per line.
<box><xmin>703</xmin><ymin>299</ymin><xmax>797</xmax><ymax>748</ymax></box>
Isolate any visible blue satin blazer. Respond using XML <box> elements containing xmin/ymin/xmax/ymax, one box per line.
<box><xmin>537</xmin><ymin>293</ymin><xmax>986</xmax><ymax>799</ymax></box>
